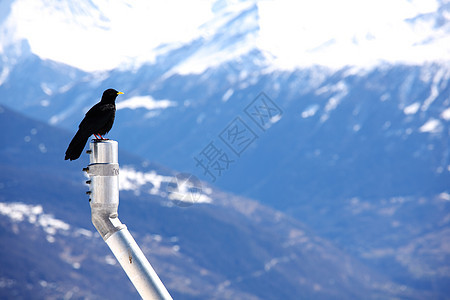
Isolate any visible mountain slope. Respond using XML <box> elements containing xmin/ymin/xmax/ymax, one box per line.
<box><xmin>1</xmin><ymin>104</ymin><xmax>420</xmax><ymax>299</ymax></box>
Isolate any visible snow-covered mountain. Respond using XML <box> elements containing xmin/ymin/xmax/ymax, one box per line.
<box><xmin>1</xmin><ymin>0</ymin><xmax>450</xmax><ymax>72</ymax></box>
<box><xmin>1</xmin><ymin>0</ymin><xmax>450</xmax><ymax>298</ymax></box>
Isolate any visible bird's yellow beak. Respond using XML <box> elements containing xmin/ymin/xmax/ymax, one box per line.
<box><xmin>117</xmin><ymin>91</ymin><xmax>124</xmax><ymax>95</ymax></box>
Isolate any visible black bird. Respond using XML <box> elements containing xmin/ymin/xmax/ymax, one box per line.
<box><xmin>65</xmin><ymin>89</ymin><xmax>124</xmax><ymax>161</ymax></box>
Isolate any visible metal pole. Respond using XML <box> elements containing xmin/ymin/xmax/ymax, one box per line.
<box><xmin>84</xmin><ymin>140</ymin><xmax>172</xmax><ymax>300</ymax></box>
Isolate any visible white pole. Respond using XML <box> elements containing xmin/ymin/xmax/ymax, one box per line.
<box><xmin>85</xmin><ymin>140</ymin><xmax>172</xmax><ymax>300</ymax></box>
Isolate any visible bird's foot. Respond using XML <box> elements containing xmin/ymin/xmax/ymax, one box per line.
<box><xmin>93</xmin><ymin>134</ymin><xmax>109</xmax><ymax>141</ymax></box>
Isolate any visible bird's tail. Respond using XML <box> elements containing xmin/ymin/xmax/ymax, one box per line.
<box><xmin>65</xmin><ymin>130</ymin><xmax>90</xmax><ymax>161</ymax></box>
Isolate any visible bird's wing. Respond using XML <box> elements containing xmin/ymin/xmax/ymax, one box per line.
<box><xmin>79</xmin><ymin>103</ymin><xmax>115</xmax><ymax>132</ymax></box>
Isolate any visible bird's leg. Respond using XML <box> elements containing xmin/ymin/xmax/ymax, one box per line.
<box><xmin>98</xmin><ymin>134</ymin><xmax>108</xmax><ymax>140</ymax></box>
<box><xmin>94</xmin><ymin>134</ymin><xmax>100</xmax><ymax>140</ymax></box>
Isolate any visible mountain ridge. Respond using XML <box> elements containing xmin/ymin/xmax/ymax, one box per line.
<box><xmin>1</xmin><ymin>0</ymin><xmax>450</xmax><ymax>72</ymax></box>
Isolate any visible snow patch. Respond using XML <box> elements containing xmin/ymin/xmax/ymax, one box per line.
<box><xmin>317</xmin><ymin>81</ymin><xmax>348</xmax><ymax>122</ymax></box>
<box><xmin>421</xmin><ymin>68</ymin><xmax>444</xmax><ymax>111</ymax></box>
<box><xmin>419</xmin><ymin>118</ymin><xmax>442</xmax><ymax>133</ymax></box>
<box><xmin>353</xmin><ymin>124</ymin><xmax>361</xmax><ymax>132</ymax></box>
<box><xmin>119</xmin><ymin>167</ymin><xmax>173</xmax><ymax>196</ymax></box>
<box><xmin>301</xmin><ymin>104</ymin><xmax>319</xmax><ymax>118</ymax></box>
<box><xmin>0</xmin><ymin>66</ymin><xmax>10</xmax><ymax>86</ymax></box>
<box><xmin>116</xmin><ymin>96</ymin><xmax>176</xmax><ymax>111</ymax></box>
<box><xmin>222</xmin><ymin>89</ymin><xmax>234</xmax><ymax>102</ymax></box>
<box><xmin>40</xmin><ymin>83</ymin><xmax>53</xmax><ymax>96</ymax></box>
<box><xmin>120</xmin><ymin>166</ymin><xmax>212</xmax><ymax>204</ymax></box>
<box><xmin>439</xmin><ymin>192</ymin><xmax>450</xmax><ymax>201</ymax></box>
<box><xmin>105</xmin><ymin>255</ymin><xmax>117</xmax><ymax>266</ymax></box>
<box><xmin>380</xmin><ymin>94</ymin><xmax>390</xmax><ymax>102</ymax></box>
<box><xmin>74</xmin><ymin>228</ymin><xmax>94</xmax><ymax>238</ymax></box>
<box><xmin>40</xmin><ymin>99</ymin><xmax>50</xmax><ymax>107</ymax></box>
<box><xmin>49</xmin><ymin>116</ymin><xmax>59</xmax><ymax>125</ymax></box>
<box><xmin>403</xmin><ymin>102</ymin><xmax>420</xmax><ymax>115</ymax></box>
<box><xmin>0</xmin><ymin>202</ymin><xmax>70</xmax><ymax>235</ymax></box>
<box><xmin>441</xmin><ymin>108</ymin><xmax>450</xmax><ymax>121</ymax></box>
<box><xmin>321</xmin><ymin>97</ymin><xmax>340</xmax><ymax>122</ymax></box>
<box><xmin>270</xmin><ymin>114</ymin><xmax>282</xmax><ymax>124</ymax></box>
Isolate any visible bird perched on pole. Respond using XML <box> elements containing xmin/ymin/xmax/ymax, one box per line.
<box><xmin>65</xmin><ymin>88</ymin><xmax>124</xmax><ymax>161</ymax></box>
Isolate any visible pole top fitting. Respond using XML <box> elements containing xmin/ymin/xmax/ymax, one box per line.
<box><xmin>89</xmin><ymin>140</ymin><xmax>118</xmax><ymax>164</ymax></box>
